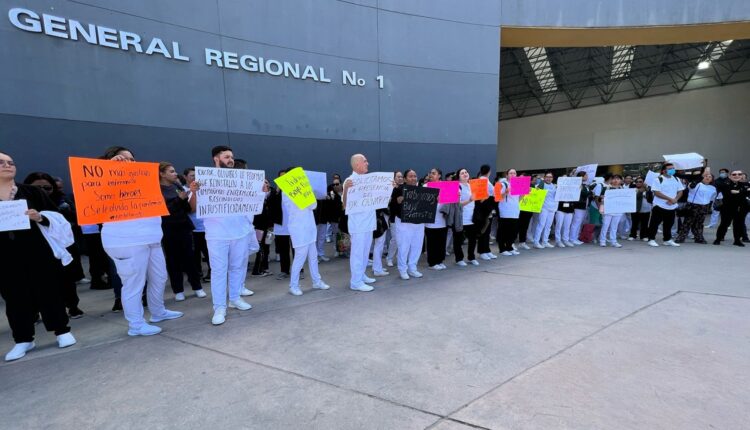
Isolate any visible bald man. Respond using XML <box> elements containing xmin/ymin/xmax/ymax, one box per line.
<box><xmin>343</xmin><ymin>154</ymin><xmax>377</xmax><ymax>292</ymax></box>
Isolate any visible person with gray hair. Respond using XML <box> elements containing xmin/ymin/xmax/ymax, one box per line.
<box><xmin>343</xmin><ymin>154</ymin><xmax>377</xmax><ymax>292</ymax></box>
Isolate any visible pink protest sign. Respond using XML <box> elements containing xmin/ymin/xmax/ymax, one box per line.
<box><xmin>510</xmin><ymin>176</ymin><xmax>531</xmax><ymax>196</ymax></box>
<box><xmin>427</xmin><ymin>181</ymin><xmax>460</xmax><ymax>204</ymax></box>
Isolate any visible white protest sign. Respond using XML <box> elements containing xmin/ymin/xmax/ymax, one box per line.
<box><xmin>195</xmin><ymin>167</ymin><xmax>265</xmax><ymax>218</ymax></box>
<box><xmin>644</xmin><ymin>171</ymin><xmax>659</xmax><ymax>188</ymax></box>
<box><xmin>305</xmin><ymin>170</ymin><xmax>327</xmax><ymax>199</ymax></box>
<box><xmin>555</xmin><ymin>177</ymin><xmax>583</xmax><ymax>202</ymax></box>
<box><xmin>0</xmin><ymin>200</ymin><xmax>30</xmax><ymax>232</ymax></box>
<box><xmin>603</xmin><ymin>188</ymin><xmax>636</xmax><ymax>214</ymax></box>
<box><xmin>663</xmin><ymin>152</ymin><xmax>704</xmax><ymax>170</ymax></box>
<box><xmin>345</xmin><ymin>172</ymin><xmax>393</xmax><ymax>215</ymax></box>
<box><xmin>594</xmin><ymin>177</ymin><xmax>605</xmax><ymax>185</ymax></box>
<box><xmin>574</xmin><ymin>164</ymin><xmax>597</xmax><ymax>184</ymax></box>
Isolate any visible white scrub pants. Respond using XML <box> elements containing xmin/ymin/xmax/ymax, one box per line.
<box><xmin>386</xmin><ymin>226</ymin><xmax>398</xmax><ymax>262</ymax></box>
<box><xmin>105</xmin><ymin>243</ymin><xmax>167</xmax><ymax>330</ymax></box>
<box><xmin>349</xmin><ymin>231</ymin><xmax>374</xmax><ymax>288</ymax></box>
<box><xmin>316</xmin><ymin>224</ymin><xmax>327</xmax><ymax>256</ymax></box>
<box><xmin>533</xmin><ymin>209</ymin><xmax>555</xmax><ymax>244</ymax></box>
<box><xmin>554</xmin><ymin>212</ymin><xmax>573</xmax><ymax>243</ymax></box>
<box><xmin>395</xmin><ymin>219</ymin><xmax>425</xmax><ymax>273</ymax></box>
<box><xmin>600</xmin><ymin>214</ymin><xmax>623</xmax><ymax>244</ymax></box>
<box><xmin>291</xmin><ymin>242</ymin><xmax>322</xmax><ymax>289</ymax></box>
<box><xmin>570</xmin><ymin>209</ymin><xmax>587</xmax><ymax>241</ymax></box>
<box><xmin>207</xmin><ymin>234</ymin><xmax>250</xmax><ymax>310</ymax></box>
<box><xmin>372</xmin><ymin>234</ymin><xmax>387</xmax><ymax>272</ymax></box>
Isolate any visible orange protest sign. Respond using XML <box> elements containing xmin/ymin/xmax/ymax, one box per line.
<box><xmin>494</xmin><ymin>182</ymin><xmax>504</xmax><ymax>202</ymax></box>
<box><xmin>469</xmin><ymin>178</ymin><xmax>489</xmax><ymax>201</ymax></box>
<box><xmin>68</xmin><ymin>157</ymin><xmax>168</xmax><ymax>225</ymax></box>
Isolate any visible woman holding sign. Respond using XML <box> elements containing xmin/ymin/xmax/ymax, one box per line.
<box><xmin>597</xmin><ymin>174</ymin><xmax>625</xmax><ymax>248</ymax></box>
<box><xmin>100</xmin><ymin>147</ymin><xmax>183</xmax><ymax>336</ymax></box>
<box><xmin>456</xmin><ymin>168</ymin><xmax>479</xmax><ymax>266</ymax></box>
<box><xmin>0</xmin><ymin>151</ymin><xmax>76</xmax><ymax>361</ymax></box>
<box><xmin>389</xmin><ymin>169</ymin><xmax>426</xmax><ymax>280</ymax></box>
<box><xmin>497</xmin><ymin>169</ymin><xmax>521</xmax><ymax>256</ymax></box>
<box><xmin>532</xmin><ymin>172</ymin><xmax>557</xmax><ymax>249</ymax></box>
<box><xmin>425</xmin><ymin>168</ymin><xmax>449</xmax><ymax>270</ymax></box>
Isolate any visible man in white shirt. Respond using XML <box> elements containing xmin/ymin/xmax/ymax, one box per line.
<box><xmin>646</xmin><ymin>162</ymin><xmax>685</xmax><ymax>247</ymax></box>
<box><xmin>343</xmin><ymin>154</ymin><xmax>377</xmax><ymax>292</ymax></box>
<box><xmin>200</xmin><ymin>146</ymin><xmax>254</xmax><ymax>325</ymax></box>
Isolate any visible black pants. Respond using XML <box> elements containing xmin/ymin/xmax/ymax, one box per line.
<box><xmin>477</xmin><ymin>217</ymin><xmax>492</xmax><ymax>254</ymax></box>
<box><xmin>630</xmin><ymin>212</ymin><xmax>650</xmax><ymax>239</ymax></box>
<box><xmin>740</xmin><ymin>207</ymin><xmax>749</xmax><ymax>240</ymax></box>
<box><xmin>452</xmin><ymin>224</ymin><xmax>478</xmax><ymax>262</ymax></box>
<box><xmin>163</xmin><ymin>227</ymin><xmax>202</xmax><ymax>293</ymax></box>
<box><xmin>61</xmin><ymin>248</ymin><xmax>82</xmax><ymax>311</ymax></box>
<box><xmin>716</xmin><ymin>205</ymin><xmax>746</xmax><ymax>242</ymax></box>
<box><xmin>425</xmin><ymin>227</ymin><xmax>447</xmax><ymax>266</ymax></box>
<box><xmin>518</xmin><ymin>211</ymin><xmax>532</xmax><ymax>243</ymax></box>
<box><xmin>252</xmin><ymin>230</ymin><xmax>271</xmax><ymax>275</ymax></box>
<box><xmin>275</xmin><ymin>235</ymin><xmax>292</xmax><ymax>274</ymax></box>
<box><xmin>498</xmin><ymin>217</ymin><xmax>519</xmax><ymax>252</ymax></box>
<box><xmin>192</xmin><ymin>231</ymin><xmax>210</xmax><ymax>277</ymax></box>
<box><xmin>648</xmin><ymin>206</ymin><xmax>676</xmax><ymax>241</ymax></box>
<box><xmin>84</xmin><ymin>233</ymin><xmax>109</xmax><ymax>288</ymax></box>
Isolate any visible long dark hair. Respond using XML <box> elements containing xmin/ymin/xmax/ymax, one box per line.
<box><xmin>23</xmin><ymin>171</ymin><xmax>63</xmax><ymax>202</ymax></box>
<box><xmin>102</xmin><ymin>146</ymin><xmax>133</xmax><ymax>160</ymax></box>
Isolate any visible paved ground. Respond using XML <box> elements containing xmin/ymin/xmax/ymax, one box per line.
<box><xmin>1</xmin><ymin>231</ymin><xmax>749</xmax><ymax>430</ymax></box>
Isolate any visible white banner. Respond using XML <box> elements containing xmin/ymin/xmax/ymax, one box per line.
<box><xmin>574</xmin><ymin>164</ymin><xmax>597</xmax><ymax>184</ymax></box>
<box><xmin>195</xmin><ymin>167</ymin><xmax>265</xmax><ymax>218</ymax></box>
<box><xmin>345</xmin><ymin>172</ymin><xmax>393</xmax><ymax>215</ymax></box>
<box><xmin>663</xmin><ymin>152</ymin><xmax>704</xmax><ymax>170</ymax></box>
<box><xmin>644</xmin><ymin>171</ymin><xmax>659</xmax><ymax>188</ymax></box>
<box><xmin>305</xmin><ymin>170</ymin><xmax>328</xmax><ymax>199</ymax></box>
<box><xmin>0</xmin><ymin>200</ymin><xmax>30</xmax><ymax>232</ymax></box>
<box><xmin>555</xmin><ymin>177</ymin><xmax>582</xmax><ymax>202</ymax></box>
<box><xmin>603</xmin><ymin>188</ymin><xmax>636</xmax><ymax>214</ymax></box>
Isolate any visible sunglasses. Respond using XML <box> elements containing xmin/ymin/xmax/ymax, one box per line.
<box><xmin>0</xmin><ymin>160</ymin><xmax>16</xmax><ymax>167</ymax></box>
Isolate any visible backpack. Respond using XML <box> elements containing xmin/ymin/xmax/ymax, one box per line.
<box><xmin>644</xmin><ymin>177</ymin><xmax>663</xmax><ymax>204</ymax></box>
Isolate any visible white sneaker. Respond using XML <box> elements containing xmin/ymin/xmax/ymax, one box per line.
<box><xmin>77</xmin><ymin>278</ymin><xmax>91</xmax><ymax>285</ymax></box>
<box><xmin>556</xmin><ymin>242</ymin><xmax>566</xmax><ymax>248</ymax></box>
<box><xmin>195</xmin><ymin>289</ymin><xmax>207</xmax><ymax>298</ymax></box>
<box><xmin>399</xmin><ymin>271</ymin><xmax>410</xmax><ymax>280</ymax></box>
<box><xmin>511</xmin><ymin>250</ymin><xmax>520</xmax><ymax>255</ymax></box>
<box><xmin>544</xmin><ymin>242</ymin><xmax>554</xmax><ymax>249</ymax></box>
<box><xmin>480</xmin><ymin>253</ymin><xmax>492</xmax><ymax>261</ymax></box>
<box><xmin>438</xmin><ymin>263</ymin><xmax>447</xmax><ymax>269</ymax></box>
<box><xmin>407</xmin><ymin>270</ymin><xmax>423</xmax><ymax>278</ymax></box>
<box><xmin>456</xmin><ymin>261</ymin><xmax>468</xmax><ymax>267</ymax></box>
<box><xmin>564</xmin><ymin>241</ymin><xmax>575</xmax><ymax>247</ymax></box>
<box><xmin>501</xmin><ymin>251</ymin><xmax>513</xmax><ymax>256</ymax></box>
<box><xmin>488</xmin><ymin>253</ymin><xmax>498</xmax><ymax>259</ymax></box>
<box><xmin>150</xmin><ymin>309</ymin><xmax>184</xmax><ymax>323</ymax></box>
<box><xmin>128</xmin><ymin>324</ymin><xmax>162</xmax><ymax>336</ymax></box>
<box><xmin>240</xmin><ymin>287</ymin><xmax>254</xmax><ymax>296</ymax></box>
<box><xmin>174</xmin><ymin>292</ymin><xmax>186</xmax><ymax>302</ymax></box>
<box><xmin>429</xmin><ymin>265</ymin><xmax>443</xmax><ymax>270</ymax></box>
<box><xmin>520</xmin><ymin>243</ymin><xmax>531</xmax><ymax>250</ymax></box>
<box><xmin>512</xmin><ymin>244</ymin><xmax>518</xmax><ymax>251</ymax></box>
<box><xmin>663</xmin><ymin>240</ymin><xmax>680</xmax><ymax>247</ymax></box>
<box><xmin>469</xmin><ymin>260</ymin><xmax>480</xmax><ymax>266</ymax></box>
<box><xmin>5</xmin><ymin>342</ymin><xmax>35</xmax><ymax>361</ymax></box>
<box><xmin>319</xmin><ymin>255</ymin><xmax>331</xmax><ymax>262</ymax></box>
<box><xmin>533</xmin><ymin>242</ymin><xmax>544</xmax><ymax>249</ymax></box>
<box><xmin>386</xmin><ymin>259</ymin><xmax>394</xmax><ymax>267</ymax></box>
<box><xmin>599</xmin><ymin>242</ymin><xmax>607</xmax><ymax>247</ymax></box>
<box><xmin>572</xmin><ymin>240</ymin><xmax>584</xmax><ymax>246</ymax></box>
<box><xmin>289</xmin><ymin>286</ymin><xmax>303</xmax><ymax>296</ymax></box>
<box><xmin>211</xmin><ymin>308</ymin><xmax>226</xmax><ymax>325</ymax></box>
<box><xmin>229</xmin><ymin>299</ymin><xmax>252</xmax><ymax>311</ymax></box>
<box><xmin>312</xmin><ymin>281</ymin><xmax>330</xmax><ymax>290</ymax></box>
<box><xmin>611</xmin><ymin>242</ymin><xmax>623</xmax><ymax>248</ymax></box>
<box><xmin>647</xmin><ymin>240</ymin><xmax>659</xmax><ymax>247</ymax></box>
<box><xmin>350</xmin><ymin>284</ymin><xmax>374</xmax><ymax>292</ymax></box>
<box><xmin>627</xmin><ymin>237</ymin><xmax>634</xmax><ymax>241</ymax></box>
<box><xmin>642</xmin><ymin>238</ymin><xmax>649</xmax><ymax>242</ymax></box>
<box><xmin>363</xmin><ymin>275</ymin><xmax>376</xmax><ymax>284</ymax></box>
<box><xmin>373</xmin><ymin>270</ymin><xmax>390</xmax><ymax>277</ymax></box>
<box><xmin>57</xmin><ymin>333</ymin><xmax>77</xmax><ymax>348</ymax></box>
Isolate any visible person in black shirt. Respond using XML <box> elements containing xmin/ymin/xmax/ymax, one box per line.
<box><xmin>714</xmin><ymin>170</ymin><xmax>749</xmax><ymax>246</ymax></box>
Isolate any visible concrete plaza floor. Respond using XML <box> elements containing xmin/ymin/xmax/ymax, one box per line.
<box><xmin>1</xmin><ymin>231</ymin><xmax>749</xmax><ymax>429</ymax></box>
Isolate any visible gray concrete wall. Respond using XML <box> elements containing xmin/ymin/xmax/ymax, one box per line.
<box><xmin>497</xmin><ymin>82</ymin><xmax>750</xmax><ymax>172</ymax></box>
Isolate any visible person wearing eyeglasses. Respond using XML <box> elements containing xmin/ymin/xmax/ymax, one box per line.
<box><xmin>0</xmin><ymin>151</ymin><xmax>77</xmax><ymax>361</ymax></box>
<box><xmin>714</xmin><ymin>170</ymin><xmax>749</xmax><ymax>246</ymax></box>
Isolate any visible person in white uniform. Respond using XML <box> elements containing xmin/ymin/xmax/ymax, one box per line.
<box><xmin>597</xmin><ymin>174</ymin><xmax>625</xmax><ymax>248</ymax></box>
<box><xmin>198</xmin><ymin>146</ymin><xmax>254</xmax><ymax>325</ymax></box>
<box><xmin>385</xmin><ymin>171</ymin><xmax>404</xmax><ymax>267</ymax></box>
<box><xmin>343</xmin><ymin>154</ymin><xmax>379</xmax><ymax>292</ymax></box>
<box><xmin>281</xmin><ymin>178</ymin><xmax>331</xmax><ymax>296</ymax></box>
<box><xmin>100</xmin><ymin>147</ymin><xmax>183</xmax><ymax>337</ymax></box>
<box><xmin>389</xmin><ymin>169</ymin><xmax>426</xmax><ymax>280</ymax></box>
<box><xmin>496</xmin><ymin>169</ymin><xmax>521</xmax><ymax>256</ymax></box>
<box><xmin>532</xmin><ymin>172</ymin><xmax>558</xmax><ymax>248</ymax></box>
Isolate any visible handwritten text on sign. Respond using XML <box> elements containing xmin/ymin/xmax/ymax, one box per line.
<box><xmin>0</xmin><ymin>200</ymin><xmax>30</xmax><ymax>232</ymax></box>
<box><xmin>603</xmin><ymin>188</ymin><xmax>637</xmax><ymax>214</ymax></box>
<box><xmin>274</xmin><ymin>167</ymin><xmax>316</xmax><ymax>210</ymax></box>
<box><xmin>401</xmin><ymin>185</ymin><xmax>439</xmax><ymax>224</ymax></box>
<box><xmin>555</xmin><ymin>177</ymin><xmax>582</xmax><ymax>202</ymax></box>
<box><xmin>519</xmin><ymin>188</ymin><xmax>547</xmax><ymax>213</ymax></box>
<box><xmin>345</xmin><ymin>172</ymin><xmax>393</xmax><ymax>215</ymax></box>
<box><xmin>68</xmin><ymin>157</ymin><xmax>168</xmax><ymax>224</ymax></box>
<box><xmin>195</xmin><ymin>167</ymin><xmax>265</xmax><ymax>218</ymax></box>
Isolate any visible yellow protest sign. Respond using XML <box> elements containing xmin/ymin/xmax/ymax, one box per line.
<box><xmin>519</xmin><ymin>188</ymin><xmax>547</xmax><ymax>213</ymax></box>
<box><xmin>274</xmin><ymin>167</ymin><xmax>316</xmax><ymax>209</ymax></box>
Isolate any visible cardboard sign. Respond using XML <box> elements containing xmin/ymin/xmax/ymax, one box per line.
<box><xmin>469</xmin><ymin>178</ymin><xmax>489</xmax><ymax>200</ymax></box>
<box><xmin>519</xmin><ymin>188</ymin><xmax>547</xmax><ymax>213</ymax></box>
<box><xmin>274</xmin><ymin>167</ymin><xmax>316</xmax><ymax>210</ymax></box>
<box><xmin>426</xmin><ymin>181</ymin><xmax>460</xmax><ymax>204</ymax></box>
<box><xmin>0</xmin><ymin>200</ymin><xmax>30</xmax><ymax>232</ymax></box>
<box><xmin>401</xmin><ymin>185</ymin><xmax>439</xmax><ymax>224</ymax></box>
<box><xmin>663</xmin><ymin>152</ymin><xmax>704</xmax><ymax>170</ymax></box>
<box><xmin>68</xmin><ymin>157</ymin><xmax>168</xmax><ymax>224</ymax></box>
<box><xmin>603</xmin><ymin>188</ymin><xmax>637</xmax><ymax>214</ymax></box>
<box><xmin>305</xmin><ymin>170</ymin><xmax>328</xmax><ymax>199</ymax></box>
<box><xmin>494</xmin><ymin>182</ymin><xmax>504</xmax><ymax>202</ymax></box>
<box><xmin>574</xmin><ymin>164</ymin><xmax>598</xmax><ymax>185</ymax></box>
<box><xmin>195</xmin><ymin>166</ymin><xmax>265</xmax><ymax>218</ymax></box>
<box><xmin>644</xmin><ymin>171</ymin><xmax>659</xmax><ymax>188</ymax></box>
<box><xmin>510</xmin><ymin>176</ymin><xmax>531</xmax><ymax>196</ymax></box>
<box><xmin>555</xmin><ymin>177</ymin><xmax>583</xmax><ymax>202</ymax></box>
<box><xmin>345</xmin><ymin>172</ymin><xmax>393</xmax><ymax>215</ymax></box>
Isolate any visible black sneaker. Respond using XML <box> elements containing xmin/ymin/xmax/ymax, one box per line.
<box><xmin>68</xmin><ymin>307</ymin><xmax>84</xmax><ymax>319</ymax></box>
<box><xmin>733</xmin><ymin>241</ymin><xmax>746</xmax><ymax>247</ymax></box>
<box><xmin>743</xmin><ymin>238</ymin><xmax>750</xmax><ymax>243</ymax></box>
<box><xmin>713</xmin><ymin>239</ymin><xmax>721</xmax><ymax>245</ymax></box>
<box><xmin>112</xmin><ymin>298</ymin><xmax>122</xmax><ymax>312</ymax></box>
